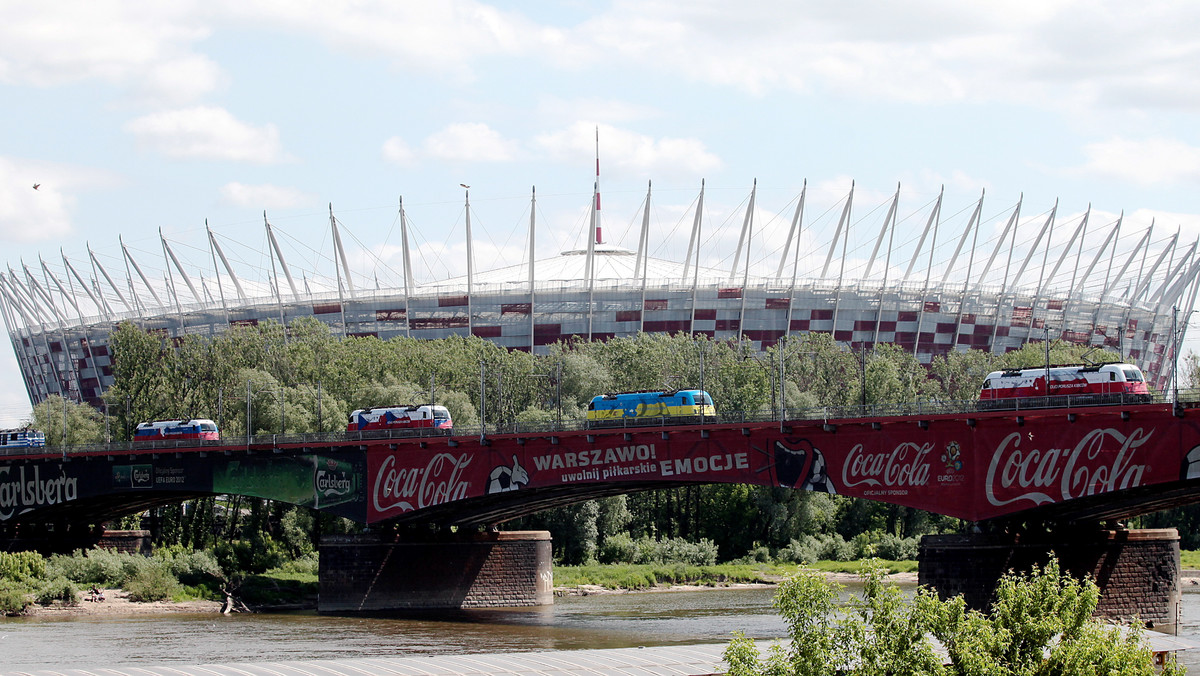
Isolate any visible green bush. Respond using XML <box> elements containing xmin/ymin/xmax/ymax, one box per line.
<box><xmin>0</xmin><ymin>551</ymin><xmax>46</xmax><ymax>583</ymax></box>
<box><xmin>851</xmin><ymin>532</ymin><xmax>876</xmax><ymax>558</ymax></box>
<box><xmin>725</xmin><ymin>558</ymin><xmax>1183</xmax><ymax>676</ymax></box>
<box><xmin>156</xmin><ymin>547</ymin><xmax>224</xmax><ymax>585</ymax></box>
<box><xmin>632</xmin><ymin>536</ymin><xmax>719</xmax><ymax>566</ymax></box>
<box><xmin>124</xmin><ymin>563</ymin><xmax>179</xmax><ymax>602</ymax></box>
<box><xmin>779</xmin><ymin>533</ymin><xmax>917</xmax><ymax>565</ymax></box>
<box><xmin>779</xmin><ymin>534</ymin><xmax>854</xmax><ymax>563</ymax></box>
<box><xmin>874</xmin><ymin>533</ymin><xmax>919</xmax><ymax>561</ymax></box>
<box><xmin>0</xmin><ymin>580</ymin><xmax>31</xmax><ymax>615</ymax></box>
<box><xmin>267</xmin><ymin>552</ymin><xmax>318</xmax><ymax>577</ymax></box>
<box><xmin>213</xmin><ymin>535</ymin><xmax>288</xmax><ymax>575</ymax></box>
<box><xmin>34</xmin><ymin>577</ymin><xmax>79</xmax><ymax>606</ymax></box>
<box><xmin>598</xmin><ymin>533</ymin><xmax>638</xmax><ymax>564</ymax></box>
<box><xmin>47</xmin><ymin>547</ymin><xmax>150</xmax><ymax>587</ymax></box>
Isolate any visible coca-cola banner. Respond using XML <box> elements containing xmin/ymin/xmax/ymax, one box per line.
<box><xmin>5</xmin><ymin>408</ymin><xmax>1195</xmax><ymax>525</ymax></box>
<box><xmin>367</xmin><ymin>409</ymin><xmax>1200</xmax><ymax>523</ymax></box>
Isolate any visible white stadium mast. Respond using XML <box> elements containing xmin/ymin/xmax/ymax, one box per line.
<box><xmin>0</xmin><ymin>179</ymin><xmax>1192</xmax><ymax>408</ymax></box>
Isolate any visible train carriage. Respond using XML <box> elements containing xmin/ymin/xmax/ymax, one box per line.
<box><xmin>0</xmin><ymin>428</ymin><xmax>45</xmax><ymax>448</ymax></box>
<box><xmin>978</xmin><ymin>363</ymin><xmax>1150</xmax><ymax>409</ymax></box>
<box><xmin>348</xmin><ymin>404</ymin><xmax>453</xmax><ymax>433</ymax></box>
<box><xmin>133</xmin><ymin>419</ymin><xmax>220</xmax><ymax>442</ymax></box>
<box><xmin>586</xmin><ymin>390</ymin><xmax>716</xmax><ymax>427</ymax></box>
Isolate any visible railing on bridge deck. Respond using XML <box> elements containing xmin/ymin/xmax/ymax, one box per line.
<box><xmin>5</xmin><ymin>389</ymin><xmax>1193</xmax><ymax>459</ymax></box>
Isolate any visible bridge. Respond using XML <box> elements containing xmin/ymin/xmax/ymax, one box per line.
<box><xmin>2</xmin><ymin>396</ymin><xmax>1197</xmax><ymax>622</ymax></box>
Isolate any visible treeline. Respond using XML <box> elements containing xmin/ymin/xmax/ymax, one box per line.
<box><xmin>32</xmin><ymin>320</ymin><xmax>1190</xmax><ymax>563</ymax></box>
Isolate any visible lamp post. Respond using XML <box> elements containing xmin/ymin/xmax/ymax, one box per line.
<box><xmin>839</xmin><ymin>341</ymin><xmax>868</xmax><ymax>411</ymax></box>
<box><xmin>292</xmin><ymin>382</ymin><xmax>324</xmax><ymax>433</ymax></box>
<box><xmin>246</xmin><ymin>380</ymin><xmax>283</xmax><ymax>447</ymax></box>
<box><xmin>523</xmin><ymin>368</ymin><xmax>562</xmax><ymax>430</ymax></box>
<box><xmin>479</xmin><ymin>360</ymin><xmax>487</xmax><ymax>443</ymax></box>
<box><xmin>1044</xmin><ymin>325</ymin><xmax>1052</xmax><ymax>399</ymax></box>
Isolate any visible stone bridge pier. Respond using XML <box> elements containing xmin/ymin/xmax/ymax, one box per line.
<box><xmin>919</xmin><ymin>528</ymin><xmax>1181</xmax><ymax>629</ymax></box>
<box><xmin>318</xmin><ymin>530</ymin><xmax>553</xmax><ymax>612</ymax></box>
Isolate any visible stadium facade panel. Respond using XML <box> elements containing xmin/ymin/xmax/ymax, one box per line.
<box><xmin>1</xmin><ymin>184</ymin><xmax>1192</xmax><ymax>409</ymax></box>
<box><xmin>0</xmin><ymin>273</ymin><xmax>1170</xmax><ymax>409</ymax></box>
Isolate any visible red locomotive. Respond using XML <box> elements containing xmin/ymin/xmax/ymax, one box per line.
<box><xmin>978</xmin><ymin>362</ymin><xmax>1150</xmax><ymax>407</ymax></box>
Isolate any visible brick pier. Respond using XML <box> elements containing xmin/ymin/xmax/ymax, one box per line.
<box><xmin>919</xmin><ymin>528</ymin><xmax>1181</xmax><ymax>628</ymax></box>
<box><xmin>318</xmin><ymin>530</ymin><xmax>553</xmax><ymax>612</ymax></box>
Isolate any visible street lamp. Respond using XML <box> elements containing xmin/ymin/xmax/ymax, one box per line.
<box><xmin>523</xmin><ymin>366</ymin><xmax>563</xmax><ymax>430</ymax></box>
<box><xmin>245</xmin><ymin>380</ymin><xmax>283</xmax><ymax>447</ymax></box>
<box><xmin>291</xmin><ymin>382</ymin><xmax>325</xmax><ymax>433</ymax></box>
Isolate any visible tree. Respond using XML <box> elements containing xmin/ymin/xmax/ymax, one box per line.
<box><xmin>725</xmin><ymin>559</ymin><xmax>1184</xmax><ymax>676</ymax></box>
<box><xmin>31</xmin><ymin>395</ymin><xmax>104</xmax><ymax>447</ymax></box>
<box><xmin>927</xmin><ymin>349</ymin><xmax>996</xmax><ymax>401</ymax></box>
<box><xmin>1181</xmin><ymin>351</ymin><xmax>1200</xmax><ymax>390</ymax></box>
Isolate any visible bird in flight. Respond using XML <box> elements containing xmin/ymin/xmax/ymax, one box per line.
<box><xmin>32</xmin><ymin>183</ymin><xmax>40</xmax><ymax>190</ymax></box>
<box><xmin>460</xmin><ymin>183</ymin><xmax>470</xmax><ymax>189</ymax></box>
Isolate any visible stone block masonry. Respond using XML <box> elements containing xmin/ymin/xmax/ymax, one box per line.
<box><xmin>919</xmin><ymin>528</ymin><xmax>1181</xmax><ymax>629</ymax></box>
<box><xmin>319</xmin><ymin>530</ymin><xmax>553</xmax><ymax>612</ymax></box>
<box><xmin>98</xmin><ymin>529</ymin><xmax>152</xmax><ymax>555</ymax></box>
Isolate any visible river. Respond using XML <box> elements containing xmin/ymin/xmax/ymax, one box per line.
<box><xmin>2</xmin><ymin>584</ymin><xmax>1199</xmax><ymax>673</ymax></box>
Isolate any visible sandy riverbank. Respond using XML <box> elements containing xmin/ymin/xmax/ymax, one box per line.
<box><xmin>19</xmin><ymin>588</ymin><xmax>223</xmax><ymax>616</ymax></box>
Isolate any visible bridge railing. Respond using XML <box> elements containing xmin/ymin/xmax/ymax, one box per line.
<box><xmin>5</xmin><ymin>389</ymin><xmax>1195</xmax><ymax>458</ymax></box>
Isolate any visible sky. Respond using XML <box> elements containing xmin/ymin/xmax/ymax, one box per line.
<box><xmin>3</xmin><ymin>1</ymin><xmax>1200</xmax><ymax>425</ymax></box>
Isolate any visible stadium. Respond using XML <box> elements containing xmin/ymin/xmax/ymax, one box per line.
<box><xmin>1</xmin><ymin>180</ymin><xmax>1195</xmax><ymax>409</ymax></box>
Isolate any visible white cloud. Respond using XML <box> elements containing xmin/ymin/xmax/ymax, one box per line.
<box><xmin>220</xmin><ymin>182</ymin><xmax>315</xmax><ymax>209</ymax></box>
<box><xmin>213</xmin><ymin>0</ymin><xmax>551</xmax><ymax>83</ymax></box>
<box><xmin>535</xmin><ymin>122</ymin><xmax>721</xmax><ymax>177</ymax></box>
<box><xmin>6</xmin><ymin>1</ymin><xmax>1200</xmax><ymax>115</ymax></box>
<box><xmin>0</xmin><ymin>157</ymin><xmax>117</xmax><ymax>243</ymax></box>
<box><xmin>1079</xmin><ymin>137</ymin><xmax>1200</xmax><ymax>186</ymax></box>
<box><xmin>382</xmin><ymin>137</ymin><xmax>416</xmax><ymax>166</ymax></box>
<box><xmin>557</xmin><ymin>1</ymin><xmax>1200</xmax><ymax>113</ymax></box>
<box><xmin>535</xmin><ymin>96</ymin><xmax>662</xmax><ymax>125</ymax></box>
<box><xmin>124</xmin><ymin>107</ymin><xmax>286</xmax><ymax>164</ymax></box>
<box><xmin>135</xmin><ymin>55</ymin><xmax>226</xmax><ymax>106</ymax></box>
<box><xmin>0</xmin><ymin>2</ymin><xmax>220</xmax><ymax>104</ymax></box>
<box><xmin>424</xmin><ymin>123</ymin><xmax>520</xmax><ymax>162</ymax></box>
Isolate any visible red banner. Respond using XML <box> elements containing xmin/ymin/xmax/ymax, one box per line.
<box><xmin>366</xmin><ymin>407</ymin><xmax>1200</xmax><ymax>523</ymax></box>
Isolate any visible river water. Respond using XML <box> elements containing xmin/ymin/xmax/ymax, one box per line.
<box><xmin>2</xmin><ymin>584</ymin><xmax>1199</xmax><ymax>673</ymax></box>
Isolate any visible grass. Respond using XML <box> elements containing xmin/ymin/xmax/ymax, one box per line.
<box><xmin>170</xmin><ymin>583</ymin><xmax>224</xmax><ymax>603</ymax></box>
<box><xmin>552</xmin><ymin>559</ymin><xmax>917</xmax><ymax>590</ymax></box>
<box><xmin>1182</xmin><ymin>550</ymin><xmax>1200</xmax><ymax>569</ymax></box>
<box><xmin>803</xmin><ymin>559</ymin><xmax>918</xmax><ymax>575</ymax></box>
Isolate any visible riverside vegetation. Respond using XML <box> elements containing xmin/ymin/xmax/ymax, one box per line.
<box><xmin>2</xmin><ymin>547</ymin><xmax>1184</xmax><ymax>674</ymax></box>
<box><xmin>10</xmin><ymin>324</ymin><xmax>1200</xmax><ymax>611</ymax></box>
<box><xmin>0</xmin><ymin>547</ymin><xmax>317</xmax><ymax>615</ymax></box>
<box><xmin>32</xmin><ymin>322</ymin><xmax>1200</xmax><ymax>568</ymax></box>
<box><xmin>726</xmin><ymin>559</ymin><xmax>1185</xmax><ymax>676</ymax></box>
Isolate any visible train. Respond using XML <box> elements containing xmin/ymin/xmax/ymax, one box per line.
<box><xmin>133</xmin><ymin>419</ymin><xmax>220</xmax><ymax>442</ymax></box>
<box><xmin>978</xmin><ymin>362</ymin><xmax>1151</xmax><ymax>407</ymax></box>
<box><xmin>347</xmin><ymin>404</ymin><xmax>454</xmax><ymax>432</ymax></box>
<box><xmin>586</xmin><ymin>389</ymin><xmax>717</xmax><ymax>427</ymax></box>
<box><xmin>0</xmin><ymin>428</ymin><xmax>45</xmax><ymax>448</ymax></box>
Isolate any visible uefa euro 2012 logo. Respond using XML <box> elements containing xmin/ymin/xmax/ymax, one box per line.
<box><xmin>942</xmin><ymin>441</ymin><xmax>963</xmax><ymax>472</ymax></box>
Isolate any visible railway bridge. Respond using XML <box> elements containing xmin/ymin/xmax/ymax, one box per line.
<box><xmin>2</xmin><ymin>397</ymin><xmax>1198</xmax><ymax>624</ymax></box>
